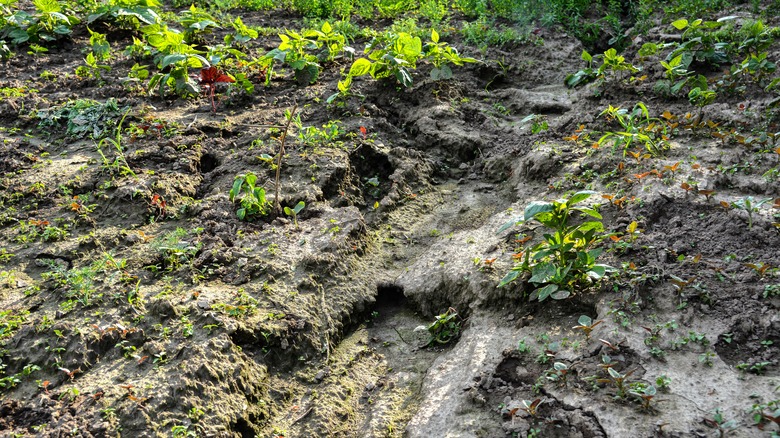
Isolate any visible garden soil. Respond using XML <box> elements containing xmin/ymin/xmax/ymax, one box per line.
<box><xmin>0</xmin><ymin>7</ymin><xmax>779</xmax><ymax>438</ymax></box>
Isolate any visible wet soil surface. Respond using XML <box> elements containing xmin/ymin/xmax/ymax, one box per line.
<box><xmin>1</xmin><ymin>5</ymin><xmax>779</xmax><ymax>438</ymax></box>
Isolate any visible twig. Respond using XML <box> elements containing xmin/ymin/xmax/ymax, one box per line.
<box><xmin>274</xmin><ymin>104</ymin><xmax>297</xmax><ymax>214</ymax></box>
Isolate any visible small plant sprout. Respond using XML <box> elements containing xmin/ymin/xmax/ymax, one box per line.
<box><xmin>599</xmin><ymin>367</ymin><xmax>635</xmax><ymax>398</ymax></box>
<box><xmin>415</xmin><ymin>307</ymin><xmax>461</xmax><ymax>347</ymax></box>
<box><xmin>519</xmin><ymin>398</ymin><xmax>542</xmax><ymax>417</ymax></box>
<box><xmin>229</xmin><ymin>172</ymin><xmax>272</xmax><ymax>220</ymax></box>
<box><xmin>628</xmin><ymin>383</ymin><xmax>657</xmax><ymax>410</ymax></box>
<box><xmin>283</xmin><ymin>201</ymin><xmax>305</xmax><ymax>229</ymax></box>
<box><xmin>731</xmin><ymin>196</ymin><xmax>772</xmax><ymax>229</ymax></box>
<box><xmin>198</xmin><ymin>66</ymin><xmax>235</xmax><ymax>112</ymax></box>
<box><xmin>573</xmin><ymin>315</ymin><xmax>603</xmax><ymax>340</ymax></box>
<box><xmin>703</xmin><ymin>409</ymin><xmax>738</xmax><ymax>437</ymax></box>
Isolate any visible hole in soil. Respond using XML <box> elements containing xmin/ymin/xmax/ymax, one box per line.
<box><xmin>233</xmin><ymin>417</ymin><xmax>255</xmax><ymax>438</ymax></box>
<box><xmin>200</xmin><ymin>152</ymin><xmax>219</xmax><ymax>173</ymax></box>
<box><xmin>375</xmin><ymin>282</ymin><xmax>406</xmax><ymax>309</ymax></box>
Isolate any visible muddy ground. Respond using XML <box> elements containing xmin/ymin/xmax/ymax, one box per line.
<box><xmin>0</xmin><ymin>3</ymin><xmax>779</xmax><ymax>438</ymax></box>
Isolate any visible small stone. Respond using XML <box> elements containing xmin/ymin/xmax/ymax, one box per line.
<box><xmin>197</xmin><ymin>299</ymin><xmax>211</xmax><ymax>310</ymax></box>
<box><xmin>365</xmin><ymin>383</ymin><xmax>376</xmax><ymax>391</ymax></box>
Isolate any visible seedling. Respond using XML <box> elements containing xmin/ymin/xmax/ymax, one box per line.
<box><xmin>731</xmin><ymin>196</ymin><xmax>772</xmax><ymax>228</ymax></box>
<box><xmin>417</xmin><ymin>307</ymin><xmax>461</xmax><ymax>347</ymax></box>
<box><xmin>628</xmin><ymin>383</ymin><xmax>656</xmax><ymax>410</ymax></box>
<box><xmin>598</xmin><ymin>367</ymin><xmax>635</xmax><ymax>398</ymax></box>
<box><xmin>519</xmin><ymin>398</ymin><xmax>542</xmax><ymax>417</ymax></box>
<box><xmin>572</xmin><ymin>315</ymin><xmax>603</xmax><ymax>340</ymax></box>
<box><xmin>198</xmin><ymin>66</ymin><xmax>235</xmax><ymax>112</ymax></box>
<box><xmin>283</xmin><ymin>201</ymin><xmax>305</xmax><ymax>228</ymax></box>
<box><xmin>703</xmin><ymin>409</ymin><xmax>738</xmax><ymax>437</ymax></box>
<box><xmin>546</xmin><ymin>362</ymin><xmax>569</xmax><ymax>386</ymax></box>
<box><xmin>229</xmin><ymin>172</ymin><xmax>271</xmax><ymax>220</ymax></box>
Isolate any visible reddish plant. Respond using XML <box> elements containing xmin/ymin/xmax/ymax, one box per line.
<box><xmin>199</xmin><ymin>66</ymin><xmax>235</xmax><ymax>112</ymax></box>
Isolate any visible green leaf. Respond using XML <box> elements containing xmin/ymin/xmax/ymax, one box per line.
<box><xmin>236</xmin><ymin>208</ymin><xmax>246</xmax><ymax>220</ymax></box>
<box><xmin>430</xmin><ymin>65</ymin><xmax>453</xmax><ymax>81</ymax></box>
<box><xmin>160</xmin><ymin>53</ymin><xmax>186</xmax><ymax>69</ymax></box>
<box><xmin>581</xmin><ymin>50</ymin><xmax>592</xmax><ymax>63</ymax></box>
<box><xmin>497</xmin><ymin>217</ymin><xmax>521</xmax><ymax>234</ymax></box>
<box><xmin>532</xmin><ymin>284</ymin><xmax>558</xmax><ymax>302</ymax></box>
<box><xmin>671</xmin><ymin>19</ymin><xmax>688</xmax><ymax>30</ymax></box>
<box><xmin>498</xmin><ymin>269</ymin><xmax>520</xmax><ymax>288</ymax></box>
<box><xmin>348</xmin><ymin>58</ymin><xmax>372</xmax><ymax>77</ymax></box>
<box><xmin>529</xmin><ymin>262</ymin><xmax>556</xmax><ymax>284</ymax></box>
<box><xmin>524</xmin><ymin>201</ymin><xmax>554</xmax><ymax>222</ymax></box>
<box><xmin>321</xmin><ymin>21</ymin><xmax>332</xmax><ymax>34</ymax></box>
<box><xmin>568</xmin><ymin>190</ymin><xmax>596</xmax><ymax>206</ymax></box>
<box><xmin>245</xmin><ymin>172</ymin><xmax>257</xmax><ymax>188</ymax></box>
<box><xmin>578</xmin><ymin>315</ymin><xmax>592</xmax><ymax>326</ymax></box>
<box><xmin>550</xmin><ymin>289</ymin><xmax>571</xmax><ymax>300</ymax></box>
<box><xmin>292</xmin><ymin>201</ymin><xmax>305</xmax><ymax>215</ymax></box>
<box><xmin>229</xmin><ymin>177</ymin><xmax>244</xmax><ymax>201</ymax></box>
<box><xmin>431</xmin><ymin>28</ymin><xmax>439</xmax><ymax>43</ymax></box>
<box><xmin>587</xmin><ymin>265</ymin><xmax>606</xmax><ymax>279</ymax></box>
<box><xmin>574</xmin><ymin>207</ymin><xmax>602</xmax><ymax>219</ymax></box>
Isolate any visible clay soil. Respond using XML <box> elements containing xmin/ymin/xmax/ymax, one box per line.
<box><xmin>0</xmin><ymin>3</ymin><xmax>779</xmax><ymax>438</ymax></box>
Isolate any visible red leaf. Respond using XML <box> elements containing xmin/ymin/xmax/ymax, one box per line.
<box><xmin>200</xmin><ymin>66</ymin><xmax>234</xmax><ymax>84</ymax></box>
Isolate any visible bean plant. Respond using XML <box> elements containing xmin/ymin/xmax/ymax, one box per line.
<box><xmin>498</xmin><ymin>191</ymin><xmax>613</xmax><ymax>302</ymax></box>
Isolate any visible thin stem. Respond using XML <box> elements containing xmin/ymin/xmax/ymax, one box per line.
<box><xmin>274</xmin><ymin>105</ymin><xmax>297</xmax><ymax>215</ymax></box>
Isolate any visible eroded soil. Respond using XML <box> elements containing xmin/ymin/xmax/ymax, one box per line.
<box><xmin>1</xmin><ymin>4</ymin><xmax>779</xmax><ymax>438</ymax></box>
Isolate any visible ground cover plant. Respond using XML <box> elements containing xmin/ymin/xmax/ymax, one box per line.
<box><xmin>0</xmin><ymin>0</ymin><xmax>780</xmax><ymax>436</ymax></box>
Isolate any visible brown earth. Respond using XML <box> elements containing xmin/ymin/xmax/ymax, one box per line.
<box><xmin>0</xmin><ymin>5</ymin><xmax>779</xmax><ymax>438</ymax></box>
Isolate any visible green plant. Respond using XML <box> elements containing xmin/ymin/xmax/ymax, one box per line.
<box><xmin>498</xmin><ymin>191</ymin><xmax>614</xmax><ymax>302</ymax></box>
<box><xmin>422</xmin><ymin>29</ymin><xmax>477</xmax><ymax>81</ymax></box>
<box><xmin>229</xmin><ymin>172</ymin><xmax>272</xmax><ymax>220</ymax></box>
<box><xmin>143</xmin><ymin>23</ymin><xmax>209</xmax><ymax>97</ymax></box>
<box><xmin>565</xmin><ymin>48</ymin><xmax>640</xmax><ymax>88</ymax></box>
<box><xmin>572</xmin><ymin>315</ymin><xmax>603</xmax><ymax>340</ymax></box>
<box><xmin>628</xmin><ymin>383</ymin><xmax>656</xmax><ymax>409</ymax></box>
<box><xmin>704</xmin><ymin>408</ymin><xmax>738</xmax><ymax>437</ymax></box>
<box><xmin>96</xmin><ymin>110</ymin><xmax>136</xmax><ymax>178</ymax></box>
<box><xmin>599</xmin><ymin>367</ymin><xmax>635</xmax><ymax>398</ymax></box>
<box><xmin>152</xmin><ymin>228</ymin><xmax>202</xmax><ymax>272</ymax></box>
<box><xmin>731</xmin><ymin>196</ymin><xmax>772</xmax><ymax>229</ymax></box>
<box><xmin>597</xmin><ymin>102</ymin><xmax>670</xmax><ymax>157</ymax></box>
<box><xmin>2</xmin><ymin>0</ymin><xmax>80</xmax><ymax>45</ymax></box>
<box><xmin>36</xmin><ymin>98</ymin><xmax>125</xmax><ymax>139</ymax></box>
<box><xmin>284</xmin><ymin>201</ymin><xmax>305</xmax><ymax>228</ymax></box>
<box><xmin>417</xmin><ymin>307</ymin><xmax>461</xmax><ymax>347</ymax></box>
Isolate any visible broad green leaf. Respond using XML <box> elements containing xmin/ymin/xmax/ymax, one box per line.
<box><xmin>671</xmin><ymin>19</ymin><xmax>688</xmax><ymax>30</ymax></box>
<box><xmin>431</xmin><ymin>28</ymin><xmax>439</xmax><ymax>43</ymax></box>
<box><xmin>550</xmin><ymin>289</ymin><xmax>571</xmax><ymax>300</ymax></box>
<box><xmin>496</xmin><ymin>217</ymin><xmax>521</xmax><ymax>234</ymax></box>
<box><xmin>292</xmin><ymin>201</ymin><xmax>305</xmax><ymax>214</ymax></box>
<box><xmin>587</xmin><ymin>265</ymin><xmax>606</xmax><ymax>279</ymax></box>
<box><xmin>160</xmin><ymin>53</ymin><xmax>186</xmax><ymax>69</ymax></box>
<box><xmin>577</xmin><ymin>221</ymin><xmax>604</xmax><ymax>233</ymax></box>
<box><xmin>348</xmin><ymin>58</ymin><xmax>372</xmax><ymax>77</ymax></box>
<box><xmin>581</xmin><ymin>50</ymin><xmax>592</xmax><ymax>63</ymax></box>
<box><xmin>529</xmin><ymin>262</ymin><xmax>556</xmax><ymax>284</ymax></box>
<box><xmin>498</xmin><ymin>269</ymin><xmax>520</xmax><ymax>288</ymax></box>
<box><xmin>578</xmin><ymin>315</ymin><xmax>592</xmax><ymax>326</ymax></box>
<box><xmin>568</xmin><ymin>190</ymin><xmax>596</xmax><ymax>206</ymax></box>
<box><xmin>524</xmin><ymin>201</ymin><xmax>554</xmax><ymax>221</ymax></box>
<box><xmin>322</xmin><ymin>21</ymin><xmax>332</xmax><ymax>34</ymax></box>
<box><xmin>533</xmin><ymin>284</ymin><xmax>558</xmax><ymax>302</ymax></box>
<box><xmin>575</xmin><ymin>207</ymin><xmax>602</xmax><ymax>219</ymax></box>
<box><xmin>245</xmin><ymin>172</ymin><xmax>257</xmax><ymax>187</ymax></box>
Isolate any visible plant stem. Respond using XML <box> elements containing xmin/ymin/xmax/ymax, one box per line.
<box><xmin>274</xmin><ymin>105</ymin><xmax>297</xmax><ymax>215</ymax></box>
